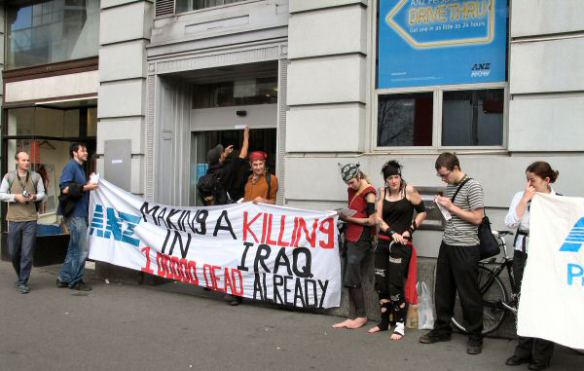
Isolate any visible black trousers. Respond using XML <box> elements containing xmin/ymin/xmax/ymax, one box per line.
<box><xmin>434</xmin><ymin>242</ymin><xmax>483</xmax><ymax>338</ymax></box>
<box><xmin>512</xmin><ymin>250</ymin><xmax>554</xmax><ymax>364</ymax></box>
<box><xmin>374</xmin><ymin>240</ymin><xmax>411</xmax><ymax>301</ymax></box>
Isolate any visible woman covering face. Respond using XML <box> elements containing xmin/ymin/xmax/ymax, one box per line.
<box><xmin>504</xmin><ymin>161</ymin><xmax>559</xmax><ymax>370</ymax></box>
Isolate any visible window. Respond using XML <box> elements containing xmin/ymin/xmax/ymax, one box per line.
<box><xmin>442</xmin><ymin>90</ymin><xmax>504</xmax><ymax>146</ymax></box>
<box><xmin>377</xmin><ymin>93</ymin><xmax>433</xmax><ymax>147</ymax></box>
<box><xmin>176</xmin><ymin>0</ymin><xmax>248</xmax><ymax>13</ymax></box>
<box><xmin>6</xmin><ymin>0</ymin><xmax>99</xmax><ymax>69</ymax></box>
<box><xmin>376</xmin><ymin>87</ymin><xmax>505</xmax><ymax>148</ymax></box>
<box><xmin>193</xmin><ymin>77</ymin><xmax>278</xmax><ymax>109</ymax></box>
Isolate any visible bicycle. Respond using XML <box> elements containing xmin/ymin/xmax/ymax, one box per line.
<box><xmin>451</xmin><ymin>230</ymin><xmax>518</xmax><ymax>335</ymax></box>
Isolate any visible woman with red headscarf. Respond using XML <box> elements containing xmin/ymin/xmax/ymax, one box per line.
<box><xmin>244</xmin><ymin>151</ymin><xmax>278</xmax><ymax>204</ymax></box>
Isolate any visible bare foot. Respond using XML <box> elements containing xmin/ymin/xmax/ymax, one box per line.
<box><xmin>368</xmin><ymin>325</ymin><xmax>382</xmax><ymax>334</ymax></box>
<box><xmin>346</xmin><ymin>317</ymin><xmax>368</xmax><ymax>329</ymax></box>
<box><xmin>332</xmin><ymin>319</ymin><xmax>352</xmax><ymax>328</ymax></box>
<box><xmin>390</xmin><ymin>332</ymin><xmax>404</xmax><ymax>341</ymax></box>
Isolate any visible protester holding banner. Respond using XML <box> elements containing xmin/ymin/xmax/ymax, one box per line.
<box><xmin>504</xmin><ymin>161</ymin><xmax>559</xmax><ymax>370</ymax></box>
<box><xmin>0</xmin><ymin>151</ymin><xmax>46</xmax><ymax>294</ymax></box>
<box><xmin>56</xmin><ymin>143</ymin><xmax>98</xmax><ymax>291</ymax></box>
<box><xmin>332</xmin><ymin>163</ymin><xmax>376</xmax><ymax>329</ymax></box>
<box><xmin>419</xmin><ymin>153</ymin><xmax>485</xmax><ymax>355</ymax></box>
<box><xmin>368</xmin><ymin>160</ymin><xmax>426</xmax><ymax>340</ymax></box>
<box><xmin>243</xmin><ymin>151</ymin><xmax>278</xmax><ymax>204</ymax></box>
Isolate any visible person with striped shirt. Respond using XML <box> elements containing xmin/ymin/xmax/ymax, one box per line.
<box><xmin>419</xmin><ymin>152</ymin><xmax>485</xmax><ymax>355</ymax></box>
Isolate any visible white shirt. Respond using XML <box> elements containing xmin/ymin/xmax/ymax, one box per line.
<box><xmin>504</xmin><ymin>189</ymin><xmax>556</xmax><ymax>252</ymax></box>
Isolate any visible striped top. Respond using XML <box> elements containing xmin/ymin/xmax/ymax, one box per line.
<box><xmin>443</xmin><ymin>177</ymin><xmax>484</xmax><ymax>246</ymax></box>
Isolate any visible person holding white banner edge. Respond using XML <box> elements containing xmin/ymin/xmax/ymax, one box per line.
<box><xmin>56</xmin><ymin>143</ymin><xmax>98</xmax><ymax>291</ymax></box>
<box><xmin>504</xmin><ymin>161</ymin><xmax>559</xmax><ymax>371</ymax></box>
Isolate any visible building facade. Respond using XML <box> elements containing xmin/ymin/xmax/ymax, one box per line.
<box><xmin>2</xmin><ymin>0</ymin><xmax>584</xmax><ymax>263</ymax></box>
<box><xmin>121</xmin><ymin>0</ymin><xmax>583</xmax><ymax>258</ymax></box>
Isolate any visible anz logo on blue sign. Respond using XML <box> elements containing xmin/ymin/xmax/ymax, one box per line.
<box><xmin>90</xmin><ymin>204</ymin><xmax>141</xmax><ymax>247</ymax></box>
<box><xmin>560</xmin><ymin>217</ymin><xmax>584</xmax><ymax>286</ymax></box>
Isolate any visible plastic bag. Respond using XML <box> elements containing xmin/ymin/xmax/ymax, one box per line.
<box><xmin>417</xmin><ymin>281</ymin><xmax>435</xmax><ymax>330</ymax></box>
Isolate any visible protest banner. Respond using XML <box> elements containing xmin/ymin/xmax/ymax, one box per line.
<box><xmin>517</xmin><ymin>194</ymin><xmax>584</xmax><ymax>349</ymax></box>
<box><xmin>88</xmin><ymin>179</ymin><xmax>341</xmax><ymax>309</ymax></box>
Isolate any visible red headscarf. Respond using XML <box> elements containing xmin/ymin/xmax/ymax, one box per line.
<box><xmin>249</xmin><ymin>151</ymin><xmax>268</xmax><ymax>162</ymax></box>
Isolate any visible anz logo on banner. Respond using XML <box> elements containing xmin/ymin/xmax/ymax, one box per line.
<box><xmin>90</xmin><ymin>204</ymin><xmax>141</xmax><ymax>247</ymax></box>
<box><xmin>560</xmin><ymin>217</ymin><xmax>584</xmax><ymax>286</ymax></box>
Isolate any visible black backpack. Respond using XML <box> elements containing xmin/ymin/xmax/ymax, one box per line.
<box><xmin>197</xmin><ymin>170</ymin><xmax>230</xmax><ymax>205</ymax></box>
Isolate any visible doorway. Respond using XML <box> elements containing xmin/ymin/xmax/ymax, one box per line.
<box><xmin>190</xmin><ymin>128</ymin><xmax>277</xmax><ymax>206</ymax></box>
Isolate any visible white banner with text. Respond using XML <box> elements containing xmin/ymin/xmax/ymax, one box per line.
<box><xmin>88</xmin><ymin>180</ymin><xmax>341</xmax><ymax>309</ymax></box>
<box><xmin>518</xmin><ymin>194</ymin><xmax>584</xmax><ymax>349</ymax></box>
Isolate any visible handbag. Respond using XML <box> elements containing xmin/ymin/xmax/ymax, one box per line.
<box><xmin>451</xmin><ymin>178</ymin><xmax>500</xmax><ymax>260</ymax></box>
<box><xmin>477</xmin><ymin>216</ymin><xmax>500</xmax><ymax>260</ymax></box>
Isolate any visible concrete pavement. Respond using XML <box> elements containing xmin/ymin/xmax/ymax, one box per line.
<box><xmin>0</xmin><ymin>262</ymin><xmax>581</xmax><ymax>371</ymax></box>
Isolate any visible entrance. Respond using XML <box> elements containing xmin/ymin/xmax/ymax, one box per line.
<box><xmin>190</xmin><ymin>128</ymin><xmax>277</xmax><ymax>205</ymax></box>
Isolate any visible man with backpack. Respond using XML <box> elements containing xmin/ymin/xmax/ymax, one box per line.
<box><xmin>198</xmin><ymin>127</ymin><xmax>250</xmax><ymax>205</ymax></box>
<box><xmin>0</xmin><ymin>151</ymin><xmax>46</xmax><ymax>294</ymax></box>
<box><xmin>197</xmin><ymin>127</ymin><xmax>250</xmax><ymax>305</ymax></box>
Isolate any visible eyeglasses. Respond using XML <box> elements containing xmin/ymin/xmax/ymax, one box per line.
<box><xmin>436</xmin><ymin>170</ymin><xmax>451</xmax><ymax>179</ymax></box>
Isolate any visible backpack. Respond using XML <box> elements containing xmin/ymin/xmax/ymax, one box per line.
<box><xmin>197</xmin><ymin>169</ymin><xmax>230</xmax><ymax>205</ymax></box>
<box><xmin>5</xmin><ymin>170</ymin><xmax>44</xmax><ymax>212</ymax></box>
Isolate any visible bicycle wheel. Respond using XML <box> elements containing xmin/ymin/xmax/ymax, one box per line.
<box><xmin>451</xmin><ymin>265</ymin><xmax>508</xmax><ymax>335</ymax></box>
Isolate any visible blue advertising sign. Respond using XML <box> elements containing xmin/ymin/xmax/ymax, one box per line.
<box><xmin>378</xmin><ymin>0</ymin><xmax>508</xmax><ymax>88</ymax></box>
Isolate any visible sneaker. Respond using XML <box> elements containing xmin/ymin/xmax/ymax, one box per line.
<box><xmin>467</xmin><ymin>337</ymin><xmax>483</xmax><ymax>355</ymax></box>
<box><xmin>18</xmin><ymin>284</ymin><xmax>30</xmax><ymax>294</ymax></box>
<box><xmin>56</xmin><ymin>278</ymin><xmax>68</xmax><ymax>288</ymax></box>
<box><xmin>71</xmin><ymin>281</ymin><xmax>92</xmax><ymax>291</ymax></box>
<box><xmin>419</xmin><ymin>330</ymin><xmax>451</xmax><ymax>344</ymax></box>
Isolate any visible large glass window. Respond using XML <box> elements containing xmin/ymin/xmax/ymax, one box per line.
<box><xmin>377</xmin><ymin>93</ymin><xmax>433</xmax><ymax>147</ymax></box>
<box><xmin>442</xmin><ymin>90</ymin><xmax>504</xmax><ymax>146</ymax></box>
<box><xmin>4</xmin><ymin>106</ymin><xmax>97</xmax><ymax>221</ymax></box>
<box><xmin>6</xmin><ymin>0</ymin><xmax>99</xmax><ymax>69</ymax></box>
<box><xmin>176</xmin><ymin>0</ymin><xmax>248</xmax><ymax>13</ymax></box>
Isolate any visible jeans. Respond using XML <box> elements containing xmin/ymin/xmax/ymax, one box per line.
<box><xmin>58</xmin><ymin>217</ymin><xmax>89</xmax><ymax>287</ymax></box>
<box><xmin>8</xmin><ymin>221</ymin><xmax>37</xmax><ymax>285</ymax></box>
